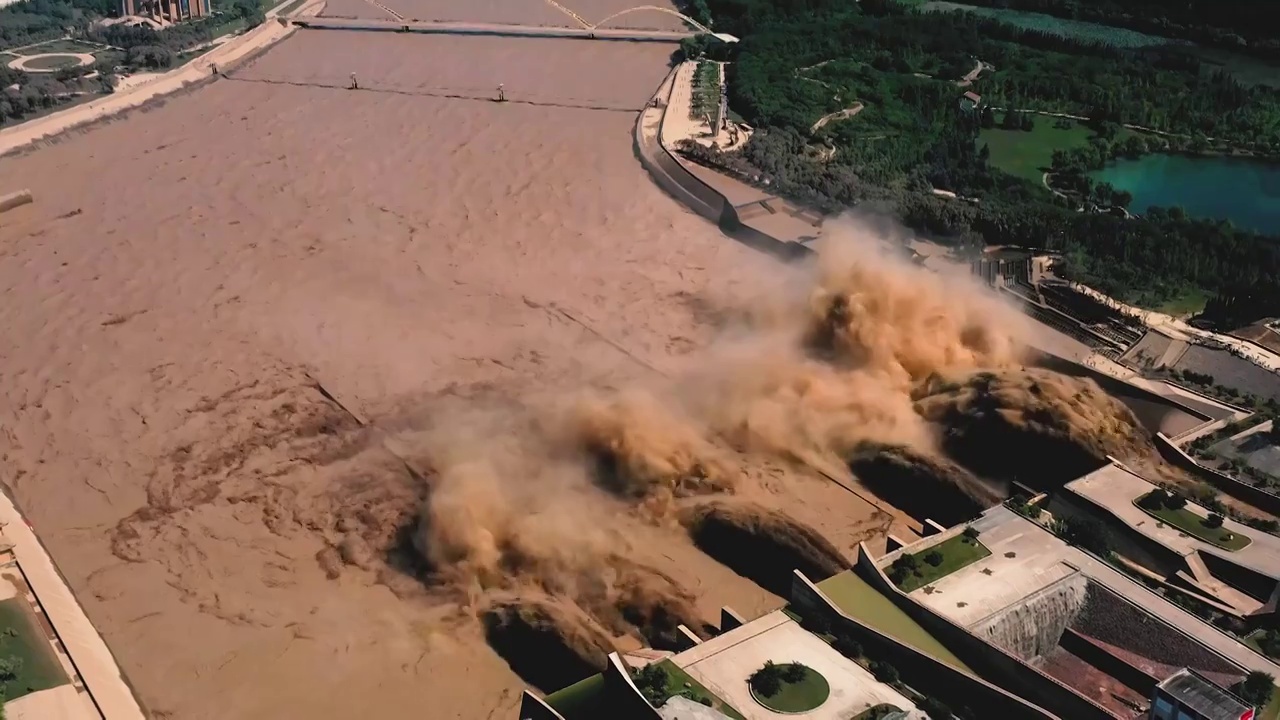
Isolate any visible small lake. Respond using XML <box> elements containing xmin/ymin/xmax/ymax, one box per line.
<box><xmin>1088</xmin><ymin>154</ymin><xmax>1280</xmax><ymax>237</ymax></box>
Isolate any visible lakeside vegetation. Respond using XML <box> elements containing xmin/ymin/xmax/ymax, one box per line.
<box><xmin>686</xmin><ymin>0</ymin><xmax>1280</xmax><ymax>322</ymax></box>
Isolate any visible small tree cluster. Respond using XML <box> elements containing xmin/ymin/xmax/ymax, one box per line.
<box><xmin>869</xmin><ymin>659</ymin><xmax>899</xmax><ymax>684</ymax></box>
<box><xmin>1234</xmin><ymin>671</ymin><xmax>1276</xmax><ymax>710</ymax></box>
<box><xmin>632</xmin><ymin>663</ymin><xmax>670</xmax><ymax>708</ymax></box>
<box><xmin>750</xmin><ymin>661</ymin><xmax>784</xmax><ymax>697</ymax></box>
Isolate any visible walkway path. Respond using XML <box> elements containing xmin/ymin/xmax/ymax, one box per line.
<box><xmin>991</xmin><ymin>106</ymin><xmax>1219</xmax><ymax>142</ymax></box>
<box><xmin>956</xmin><ymin>59</ymin><xmax>989</xmax><ymax>87</ymax></box>
<box><xmin>0</xmin><ymin>492</ymin><xmax>146</xmax><ymax>720</ymax></box>
<box><xmin>810</xmin><ymin>102</ymin><xmax>863</xmax><ymax>132</ymax></box>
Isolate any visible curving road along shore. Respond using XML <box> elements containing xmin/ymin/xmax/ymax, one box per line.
<box><xmin>0</xmin><ymin>2</ymin><xmax>316</xmax><ymax>157</ymax></box>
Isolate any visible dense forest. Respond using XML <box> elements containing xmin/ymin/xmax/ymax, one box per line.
<box><xmin>0</xmin><ymin>0</ymin><xmax>114</xmax><ymax>50</ymax></box>
<box><xmin>690</xmin><ymin>0</ymin><xmax>1280</xmax><ymax>318</ymax></box>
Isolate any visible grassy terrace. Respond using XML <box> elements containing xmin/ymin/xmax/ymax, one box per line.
<box><xmin>0</xmin><ymin>597</ymin><xmax>70</xmax><ymax>701</ymax></box>
<box><xmin>545</xmin><ymin>673</ymin><xmax>607</xmax><ymax>720</ymax></box>
<box><xmin>816</xmin><ymin>571</ymin><xmax>970</xmax><ymax>672</ymax></box>
<box><xmin>1135</xmin><ymin>491</ymin><xmax>1252</xmax><ymax>550</ymax></box>
<box><xmin>892</xmin><ymin>534</ymin><xmax>992</xmax><ymax>593</ymax></box>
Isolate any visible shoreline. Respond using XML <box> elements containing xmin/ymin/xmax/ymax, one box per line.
<box><xmin>0</xmin><ymin>0</ymin><xmax>319</xmax><ymax>159</ymax></box>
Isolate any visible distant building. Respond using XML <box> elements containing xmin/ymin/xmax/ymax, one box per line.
<box><xmin>120</xmin><ymin>0</ymin><xmax>209</xmax><ymax>22</ymax></box>
<box><xmin>1151</xmin><ymin>669</ymin><xmax>1255</xmax><ymax>720</ymax></box>
<box><xmin>959</xmin><ymin>91</ymin><xmax>982</xmax><ymax>111</ymax></box>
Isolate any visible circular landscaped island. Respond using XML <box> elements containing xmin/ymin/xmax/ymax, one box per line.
<box><xmin>749</xmin><ymin>661</ymin><xmax>830</xmax><ymax>714</ymax></box>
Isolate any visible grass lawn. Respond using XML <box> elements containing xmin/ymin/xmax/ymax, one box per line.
<box><xmin>545</xmin><ymin>673</ymin><xmax>607</xmax><ymax>720</ymax></box>
<box><xmin>21</xmin><ymin>55</ymin><xmax>85</xmax><ymax>71</ymax></box>
<box><xmin>1263</xmin><ymin>688</ymin><xmax>1280</xmax><ymax>720</ymax></box>
<box><xmin>16</xmin><ymin>38</ymin><xmax>99</xmax><ymax>55</ymax></box>
<box><xmin>0</xmin><ymin>597</ymin><xmax>70</xmax><ymax>701</ymax></box>
<box><xmin>816</xmin><ymin>571</ymin><xmax>970</xmax><ymax>671</ymax></box>
<box><xmin>979</xmin><ymin>116</ymin><xmax>1092</xmax><ymax>183</ymax></box>
<box><xmin>1155</xmin><ymin>288</ymin><xmax>1209</xmax><ymax>318</ymax></box>
<box><xmin>751</xmin><ymin>664</ymin><xmax>831</xmax><ymax>713</ymax></box>
<box><xmin>892</xmin><ymin>534</ymin><xmax>991</xmax><ymax>593</ymax></box>
<box><xmin>1135</xmin><ymin>491</ymin><xmax>1252</xmax><ymax>550</ymax></box>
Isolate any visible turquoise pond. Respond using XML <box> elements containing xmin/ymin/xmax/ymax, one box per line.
<box><xmin>1088</xmin><ymin>154</ymin><xmax>1280</xmax><ymax>236</ymax></box>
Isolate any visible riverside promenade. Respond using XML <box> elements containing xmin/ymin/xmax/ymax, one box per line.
<box><xmin>0</xmin><ymin>490</ymin><xmax>146</xmax><ymax>720</ymax></box>
<box><xmin>0</xmin><ymin>0</ymin><xmax>317</xmax><ymax>157</ymax></box>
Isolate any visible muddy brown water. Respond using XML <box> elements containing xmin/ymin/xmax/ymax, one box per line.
<box><xmin>0</xmin><ymin>14</ymin><xmax>901</xmax><ymax>720</ymax></box>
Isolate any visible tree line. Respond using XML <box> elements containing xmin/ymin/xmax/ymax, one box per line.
<box><xmin>954</xmin><ymin>0</ymin><xmax>1280</xmax><ymax>62</ymax></box>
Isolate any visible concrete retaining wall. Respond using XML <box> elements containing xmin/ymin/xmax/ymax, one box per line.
<box><xmin>1057</xmin><ymin>629</ymin><xmax>1159</xmax><ymax>695</ymax></box>
<box><xmin>1049</xmin><ymin>489</ymin><xmax>1188</xmax><ymax>577</ymax></box>
<box><xmin>877</xmin><ymin>521</ymin><xmax>968</xmax><ymax>567</ymax></box>
<box><xmin>633</xmin><ymin>72</ymin><xmax>811</xmax><ymax>261</ymax></box>
<box><xmin>603</xmin><ymin>652</ymin><xmax>660</xmax><ymax>720</ymax></box>
<box><xmin>519</xmin><ymin>691</ymin><xmax>568</xmax><ymax>720</ymax></box>
<box><xmin>0</xmin><ymin>189</ymin><xmax>32</xmax><ymax>214</ymax></box>
<box><xmin>1155</xmin><ymin>432</ymin><xmax>1280</xmax><ymax>517</ymax></box>
<box><xmin>1200</xmin><ymin>550</ymin><xmax>1278</xmax><ymax>602</ymax></box>
<box><xmin>789</xmin><ymin>571</ymin><xmax>1061</xmax><ymax>719</ymax></box>
<box><xmin>853</xmin><ymin>545</ymin><xmax>1117</xmax><ymax>719</ymax></box>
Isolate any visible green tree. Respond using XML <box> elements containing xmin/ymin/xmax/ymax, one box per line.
<box><xmin>633</xmin><ymin>663</ymin><xmax>669</xmax><ymax>707</ymax></box>
<box><xmin>1234</xmin><ymin>671</ymin><xmax>1275</xmax><ymax>709</ymax></box>
<box><xmin>782</xmin><ymin>663</ymin><xmax>808</xmax><ymax>683</ymax></box>
<box><xmin>870</xmin><ymin>660</ymin><xmax>899</xmax><ymax>684</ymax></box>
<box><xmin>751</xmin><ymin>661</ymin><xmax>784</xmax><ymax>697</ymax></box>
<box><xmin>1056</xmin><ymin>515</ymin><xmax>1115</xmax><ymax>557</ymax></box>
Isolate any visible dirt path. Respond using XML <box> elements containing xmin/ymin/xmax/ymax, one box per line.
<box><xmin>955</xmin><ymin>58</ymin><xmax>989</xmax><ymax>87</ymax></box>
<box><xmin>810</xmin><ymin>102</ymin><xmax>863</xmax><ymax>132</ymax></box>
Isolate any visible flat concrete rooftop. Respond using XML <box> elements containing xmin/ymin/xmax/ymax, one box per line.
<box><xmin>673</xmin><ymin>610</ymin><xmax>922</xmax><ymax>720</ymax></box>
<box><xmin>1066</xmin><ymin>463</ymin><xmax>1280</xmax><ymax>578</ymax></box>
<box><xmin>908</xmin><ymin>508</ymin><xmax>1080</xmax><ymax>628</ymax></box>
<box><xmin>909</xmin><ymin>506</ymin><xmax>1280</xmax><ymax>679</ymax></box>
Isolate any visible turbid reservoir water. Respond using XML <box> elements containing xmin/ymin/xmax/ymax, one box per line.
<box><xmin>1089</xmin><ymin>154</ymin><xmax>1280</xmax><ymax>236</ymax></box>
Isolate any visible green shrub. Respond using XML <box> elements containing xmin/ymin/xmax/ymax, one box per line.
<box><xmin>924</xmin><ymin>550</ymin><xmax>944</xmax><ymax>566</ymax></box>
<box><xmin>834</xmin><ymin>636</ymin><xmax>862</xmax><ymax>659</ymax></box>
<box><xmin>1205</xmin><ymin>513</ymin><xmax>1225</xmax><ymax>529</ymax></box>
<box><xmin>869</xmin><ymin>660</ymin><xmax>899</xmax><ymax>684</ymax></box>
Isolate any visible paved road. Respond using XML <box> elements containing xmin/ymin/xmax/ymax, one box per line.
<box><xmin>296</xmin><ymin>16</ymin><xmax>693</xmax><ymax>41</ymax></box>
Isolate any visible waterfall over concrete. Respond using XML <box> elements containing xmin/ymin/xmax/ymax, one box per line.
<box><xmin>972</xmin><ymin>571</ymin><xmax>1089</xmax><ymax>660</ymax></box>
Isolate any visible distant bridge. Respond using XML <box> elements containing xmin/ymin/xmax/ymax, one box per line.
<box><xmin>295</xmin><ymin>17</ymin><xmax>699</xmax><ymax>42</ymax></box>
<box><xmin>299</xmin><ymin>2</ymin><xmax>737</xmax><ymax>43</ymax></box>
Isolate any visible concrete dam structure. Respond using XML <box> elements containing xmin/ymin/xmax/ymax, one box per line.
<box><xmin>974</xmin><ymin>572</ymin><xmax>1090</xmax><ymax>662</ymax></box>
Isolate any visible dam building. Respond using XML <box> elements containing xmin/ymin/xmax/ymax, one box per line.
<box><xmin>120</xmin><ymin>0</ymin><xmax>209</xmax><ymax>22</ymax></box>
<box><xmin>1152</xmin><ymin>669</ymin><xmax>1256</xmax><ymax>720</ymax></box>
